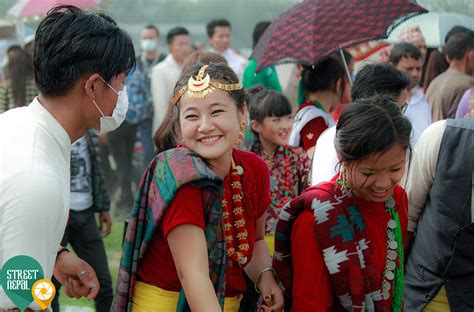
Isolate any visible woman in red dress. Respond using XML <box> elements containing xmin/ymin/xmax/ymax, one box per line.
<box><xmin>115</xmin><ymin>63</ymin><xmax>284</xmax><ymax>311</ymax></box>
<box><xmin>274</xmin><ymin>95</ymin><xmax>412</xmax><ymax>311</ymax></box>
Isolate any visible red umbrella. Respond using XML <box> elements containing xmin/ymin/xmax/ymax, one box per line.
<box><xmin>253</xmin><ymin>0</ymin><xmax>428</xmax><ymax>72</ymax></box>
<box><xmin>7</xmin><ymin>0</ymin><xmax>101</xmax><ymax>18</ymax></box>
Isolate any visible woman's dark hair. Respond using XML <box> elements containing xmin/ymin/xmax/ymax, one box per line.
<box><xmin>336</xmin><ymin>95</ymin><xmax>412</xmax><ymax>163</ymax></box>
<box><xmin>252</xmin><ymin>21</ymin><xmax>271</xmax><ymax>49</ymax></box>
<box><xmin>422</xmin><ymin>50</ymin><xmax>448</xmax><ymax>91</ymax></box>
<box><xmin>301</xmin><ymin>57</ymin><xmax>345</xmax><ymax>98</ymax></box>
<box><xmin>154</xmin><ymin>62</ymin><xmax>246</xmax><ymax>152</ymax></box>
<box><xmin>34</xmin><ymin>5</ymin><xmax>135</xmax><ymax>97</ymax></box>
<box><xmin>351</xmin><ymin>63</ymin><xmax>410</xmax><ymax>102</ymax></box>
<box><xmin>8</xmin><ymin>49</ymin><xmax>34</xmax><ymax>108</ymax></box>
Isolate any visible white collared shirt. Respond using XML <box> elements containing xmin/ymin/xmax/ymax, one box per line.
<box><xmin>211</xmin><ymin>48</ymin><xmax>247</xmax><ymax>80</ymax></box>
<box><xmin>404</xmin><ymin>87</ymin><xmax>432</xmax><ymax>147</ymax></box>
<box><xmin>0</xmin><ymin>98</ymin><xmax>71</xmax><ymax>309</ymax></box>
<box><xmin>151</xmin><ymin>54</ymin><xmax>182</xmax><ymax>133</ymax></box>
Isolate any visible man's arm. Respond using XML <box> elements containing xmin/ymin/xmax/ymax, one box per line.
<box><xmin>405</xmin><ymin>120</ymin><xmax>446</xmax><ymax>234</ymax></box>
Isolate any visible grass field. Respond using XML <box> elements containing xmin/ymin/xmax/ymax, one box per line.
<box><xmin>58</xmin><ymin>219</ymin><xmax>125</xmax><ymax>309</ymax></box>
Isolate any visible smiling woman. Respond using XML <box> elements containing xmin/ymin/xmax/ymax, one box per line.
<box><xmin>114</xmin><ymin>62</ymin><xmax>284</xmax><ymax>312</ymax></box>
<box><xmin>273</xmin><ymin>95</ymin><xmax>413</xmax><ymax>312</ymax></box>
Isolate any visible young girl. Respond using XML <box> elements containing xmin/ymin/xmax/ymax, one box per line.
<box><xmin>248</xmin><ymin>86</ymin><xmax>311</xmax><ymax>251</ymax></box>
<box><xmin>274</xmin><ymin>96</ymin><xmax>412</xmax><ymax>311</ymax></box>
<box><xmin>115</xmin><ymin>63</ymin><xmax>284</xmax><ymax>312</ymax></box>
<box><xmin>288</xmin><ymin>57</ymin><xmax>344</xmax><ymax>158</ymax></box>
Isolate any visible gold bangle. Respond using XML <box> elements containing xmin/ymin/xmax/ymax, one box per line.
<box><xmin>254</xmin><ymin>267</ymin><xmax>279</xmax><ymax>294</ymax></box>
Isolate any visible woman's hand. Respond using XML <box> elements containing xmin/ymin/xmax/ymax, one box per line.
<box><xmin>258</xmin><ymin>271</ymin><xmax>284</xmax><ymax>312</ymax></box>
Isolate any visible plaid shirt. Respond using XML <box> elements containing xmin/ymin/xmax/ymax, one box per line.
<box><xmin>83</xmin><ymin>130</ymin><xmax>110</xmax><ymax>212</ymax></box>
<box><xmin>125</xmin><ymin>67</ymin><xmax>152</xmax><ymax>124</ymax></box>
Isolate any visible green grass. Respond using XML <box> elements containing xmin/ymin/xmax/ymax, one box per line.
<box><xmin>58</xmin><ymin>219</ymin><xmax>125</xmax><ymax>309</ymax></box>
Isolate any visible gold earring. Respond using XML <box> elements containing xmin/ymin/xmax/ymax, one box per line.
<box><xmin>235</xmin><ymin>118</ymin><xmax>247</xmax><ymax>145</ymax></box>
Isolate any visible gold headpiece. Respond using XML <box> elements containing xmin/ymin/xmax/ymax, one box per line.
<box><xmin>170</xmin><ymin>65</ymin><xmax>242</xmax><ymax>106</ymax></box>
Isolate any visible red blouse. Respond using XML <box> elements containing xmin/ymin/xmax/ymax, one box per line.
<box><xmin>290</xmin><ymin>184</ymin><xmax>408</xmax><ymax>311</ymax></box>
<box><xmin>137</xmin><ymin>149</ymin><xmax>271</xmax><ymax>297</ymax></box>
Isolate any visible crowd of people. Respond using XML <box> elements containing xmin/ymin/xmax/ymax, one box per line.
<box><xmin>0</xmin><ymin>4</ymin><xmax>473</xmax><ymax>312</ymax></box>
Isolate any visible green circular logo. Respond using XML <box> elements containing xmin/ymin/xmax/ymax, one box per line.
<box><xmin>0</xmin><ymin>255</ymin><xmax>44</xmax><ymax>311</ymax></box>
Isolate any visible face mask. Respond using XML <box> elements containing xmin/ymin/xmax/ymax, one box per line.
<box><xmin>140</xmin><ymin>39</ymin><xmax>158</xmax><ymax>52</ymax></box>
<box><xmin>92</xmin><ymin>76</ymin><xmax>129</xmax><ymax>134</ymax></box>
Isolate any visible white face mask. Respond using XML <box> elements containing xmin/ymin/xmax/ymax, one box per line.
<box><xmin>92</xmin><ymin>76</ymin><xmax>129</xmax><ymax>134</ymax></box>
<box><xmin>140</xmin><ymin>39</ymin><xmax>158</xmax><ymax>52</ymax></box>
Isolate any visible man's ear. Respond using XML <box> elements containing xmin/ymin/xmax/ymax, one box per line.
<box><xmin>84</xmin><ymin>73</ymin><xmax>102</xmax><ymax>99</ymax></box>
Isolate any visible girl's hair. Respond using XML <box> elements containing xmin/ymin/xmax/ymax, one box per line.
<box><xmin>8</xmin><ymin>49</ymin><xmax>34</xmax><ymax>108</ymax></box>
<box><xmin>154</xmin><ymin>61</ymin><xmax>247</xmax><ymax>152</ymax></box>
<box><xmin>248</xmin><ymin>85</ymin><xmax>292</xmax><ymax>124</ymax></box>
<box><xmin>422</xmin><ymin>50</ymin><xmax>448</xmax><ymax>91</ymax></box>
<box><xmin>248</xmin><ymin>86</ymin><xmax>292</xmax><ymax>154</ymax></box>
<box><xmin>336</xmin><ymin>95</ymin><xmax>412</xmax><ymax>162</ymax></box>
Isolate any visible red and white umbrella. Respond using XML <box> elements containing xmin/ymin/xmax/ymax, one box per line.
<box><xmin>7</xmin><ymin>0</ymin><xmax>101</xmax><ymax>18</ymax></box>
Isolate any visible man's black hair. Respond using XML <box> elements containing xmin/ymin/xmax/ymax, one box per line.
<box><xmin>34</xmin><ymin>5</ymin><xmax>135</xmax><ymax>97</ymax></box>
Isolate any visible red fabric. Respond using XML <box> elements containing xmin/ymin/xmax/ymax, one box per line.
<box><xmin>291</xmin><ymin>185</ymin><xmax>408</xmax><ymax>311</ymax></box>
<box><xmin>137</xmin><ymin>149</ymin><xmax>271</xmax><ymax>297</ymax></box>
<box><xmin>297</xmin><ymin>102</ymin><xmax>330</xmax><ymax>151</ymax></box>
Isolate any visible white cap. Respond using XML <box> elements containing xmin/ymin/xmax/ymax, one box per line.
<box><xmin>24</xmin><ymin>34</ymin><xmax>35</xmax><ymax>46</ymax></box>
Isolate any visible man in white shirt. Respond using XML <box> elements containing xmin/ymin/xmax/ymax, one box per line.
<box><xmin>0</xmin><ymin>5</ymin><xmax>135</xmax><ymax>310</ymax></box>
<box><xmin>151</xmin><ymin>26</ymin><xmax>191</xmax><ymax>134</ymax></box>
<box><xmin>207</xmin><ymin>18</ymin><xmax>247</xmax><ymax>80</ymax></box>
<box><xmin>311</xmin><ymin>63</ymin><xmax>410</xmax><ymax>185</ymax></box>
<box><xmin>390</xmin><ymin>42</ymin><xmax>432</xmax><ymax>146</ymax></box>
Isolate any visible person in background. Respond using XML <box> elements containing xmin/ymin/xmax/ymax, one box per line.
<box><xmin>0</xmin><ymin>49</ymin><xmax>36</xmax><ymax>113</ymax></box>
<box><xmin>151</xmin><ymin>26</ymin><xmax>191</xmax><ymax>134</ymax></box>
<box><xmin>391</xmin><ymin>42</ymin><xmax>432</xmax><ymax>146</ymax></box>
<box><xmin>108</xmin><ymin>66</ymin><xmax>149</xmax><ymax>219</ymax></box>
<box><xmin>1</xmin><ymin>44</ymin><xmax>21</xmax><ymax>81</ymax></box>
<box><xmin>243</xmin><ymin>21</ymin><xmax>282</xmax><ymax>91</ymax></box>
<box><xmin>288</xmin><ymin>57</ymin><xmax>344</xmax><ymax>158</ymax></box>
<box><xmin>404</xmin><ymin>118</ymin><xmax>473</xmax><ymax>311</ymax></box>
<box><xmin>311</xmin><ymin>63</ymin><xmax>410</xmax><ymax>186</ymax></box>
<box><xmin>52</xmin><ymin>130</ymin><xmax>113</xmax><ymax>312</ymax></box>
<box><xmin>274</xmin><ymin>96</ymin><xmax>411</xmax><ymax>311</ymax></box>
<box><xmin>426</xmin><ymin>32</ymin><xmax>474</xmax><ymax>121</ymax></box>
<box><xmin>207</xmin><ymin>18</ymin><xmax>247</xmax><ymax>80</ymax></box>
<box><xmin>249</xmin><ymin>86</ymin><xmax>310</xmax><ymax>251</ymax></box>
<box><xmin>136</xmin><ymin>24</ymin><xmax>166</xmax><ymax>166</ymax></box>
<box><xmin>115</xmin><ymin>63</ymin><xmax>284</xmax><ymax>311</ymax></box>
<box><xmin>0</xmin><ymin>4</ymin><xmax>135</xmax><ymax>309</ymax></box>
<box><xmin>423</xmin><ymin>25</ymin><xmax>473</xmax><ymax>91</ymax></box>
<box><xmin>396</xmin><ymin>25</ymin><xmax>427</xmax><ymax>65</ymax></box>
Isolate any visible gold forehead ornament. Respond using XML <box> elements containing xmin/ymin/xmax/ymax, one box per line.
<box><xmin>170</xmin><ymin>65</ymin><xmax>242</xmax><ymax>106</ymax></box>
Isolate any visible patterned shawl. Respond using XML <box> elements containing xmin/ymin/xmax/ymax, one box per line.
<box><xmin>274</xmin><ymin>181</ymin><xmax>389</xmax><ymax>312</ymax></box>
<box><xmin>112</xmin><ymin>147</ymin><xmax>226</xmax><ymax>311</ymax></box>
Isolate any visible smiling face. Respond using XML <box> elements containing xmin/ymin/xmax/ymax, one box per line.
<box><xmin>252</xmin><ymin>114</ymin><xmax>293</xmax><ymax>152</ymax></box>
<box><xmin>179</xmin><ymin>89</ymin><xmax>243</xmax><ymax>172</ymax></box>
<box><xmin>346</xmin><ymin>144</ymin><xmax>406</xmax><ymax>202</ymax></box>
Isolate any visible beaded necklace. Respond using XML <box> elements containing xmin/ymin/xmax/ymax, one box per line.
<box><xmin>222</xmin><ymin>158</ymin><xmax>249</xmax><ymax>265</ymax></box>
<box><xmin>337</xmin><ymin>179</ymin><xmax>404</xmax><ymax>311</ymax></box>
<box><xmin>268</xmin><ymin>147</ymin><xmax>291</xmax><ymax>208</ymax></box>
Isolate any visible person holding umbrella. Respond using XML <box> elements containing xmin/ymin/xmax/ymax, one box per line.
<box><xmin>288</xmin><ymin>57</ymin><xmax>344</xmax><ymax>158</ymax></box>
